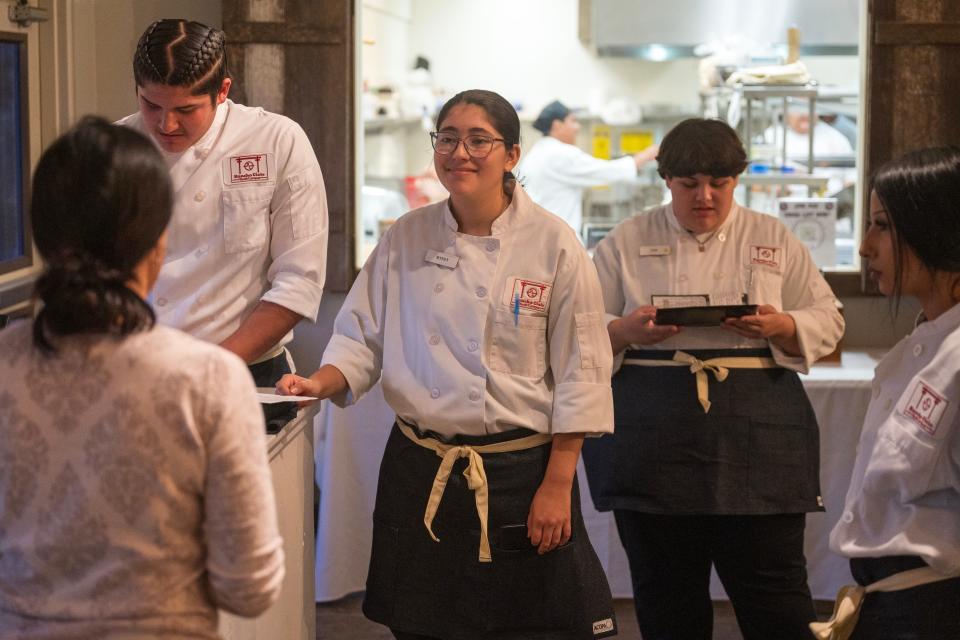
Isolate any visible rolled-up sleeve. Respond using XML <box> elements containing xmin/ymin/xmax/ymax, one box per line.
<box><xmin>547</xmin><ymin>243</ymin><xmax>614</xmax><ymax>435</ymax></box>
<box><xmin>262</xmin><ymin>125</ymin><xmax>328</xmax><ymax>321</ymax></box>
<box><xmin>320</xmin><ymin>230</ymin><xmax>391</xmax><ymax>407</ymax></box>
<box><xmin>777</xmin><ymin>233</ymin><xmax>845</xmax><ymax>372</ymax></box>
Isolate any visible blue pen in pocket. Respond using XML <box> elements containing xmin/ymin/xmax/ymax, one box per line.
<box><xmin>513</xmin><ymin>293</ymin><xmax>520</xmax><ymax>326</ymax></box>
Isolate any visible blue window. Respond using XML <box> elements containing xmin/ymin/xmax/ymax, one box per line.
<box><xmin>0</xmin><ymin>34</ymin><xmax>31</xmax><ymax>276</ymax></box>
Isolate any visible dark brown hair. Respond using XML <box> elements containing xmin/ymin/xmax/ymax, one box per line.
<box><xmin>656</xmin><ymin>118</ymin><xmax>748</xmax><ymax>179</ymax></box>
<box><xmin>133</xmin><ymin>19</ymin><xmax>229</xmax><ymax>101</ymax></box>
<box><xmin>30</xmin><ymin>116</ymin><xmax>172</xmax><ymax>352</ymax></box>
<box><xmin>872</xmin><ymin>145</ymin><xmax>960</xmax><ymax>306</ymax></box>
<box><xmin>435</xmin><ymin>89</ymin><xmax>520</xmax><ymax>189</ymax></box>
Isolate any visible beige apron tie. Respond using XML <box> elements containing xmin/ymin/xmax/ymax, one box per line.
<box><xmin>397</xmin><ymin>419</ymin><xmax>552</xmax><ymax>563</ymax></box>
<box><xmin>621</xmin><ymin>350</ymin><xmax>778</xmax><ymax>412</ymax></box>
<box><xmin>809</xmin><ymin>566</ymin><xmax>955</xmax><ymax>640</ymax></box>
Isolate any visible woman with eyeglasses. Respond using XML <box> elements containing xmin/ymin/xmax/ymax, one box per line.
<box><xmin>278</xmin><ymin>89</ymin><xmax>618</xmax><ymax>639</ymax></box>
<box><xmin>814</xmin><ymin>147</ymin><xmax>960</xmax><ymax>640</ymax></box>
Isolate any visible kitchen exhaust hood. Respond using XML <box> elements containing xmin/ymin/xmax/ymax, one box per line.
<box><xmin>579</xmin><ymin>0</ymin><xmax>860</xmax><ymax>60</ymax></box>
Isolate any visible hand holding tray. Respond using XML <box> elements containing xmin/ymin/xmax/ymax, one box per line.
<box><xmin>654</xmin><ymin>304</ymin><xmax>758</xmax><ymax>327</ymax></box>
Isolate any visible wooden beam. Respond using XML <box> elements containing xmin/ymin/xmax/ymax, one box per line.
<box><xmin>223</xmin><ymin>23</ymin><xmax>343</xmax><ymax>45</ymax></box>
<box><xmin>875</xmin><ymin>21</ymin><xmax>960</xmax><ymax>45</ymax></box>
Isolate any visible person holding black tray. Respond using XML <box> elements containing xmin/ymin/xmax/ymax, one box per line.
<box><xmin>581</xmin><ymin>118</ymin><xmax>844</xmax><ymax>640</ymax></box>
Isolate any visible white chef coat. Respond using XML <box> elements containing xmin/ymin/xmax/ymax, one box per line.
<box><xmin>117</xmin><ymin>100</ymin><xmax>328</xmax><ymax>349</ymax></box>
<box><xmin>518</xmin><ymin>136</ymin><xmax>637</xmax><ymax>236</ymax></box>
<box><xmin>321</xmin><ymin>185</ymin><xmax>614</xmax><ymax>438</ymax></box>
<box><xmin>830</xmin><ymin>302</ymin><xmax>960</xmax><ymax>576</ymax></box>
<box><xmin>593</xmin><ymin>201</ymin><xmax>843</xmax><ymax>372</ymax></box>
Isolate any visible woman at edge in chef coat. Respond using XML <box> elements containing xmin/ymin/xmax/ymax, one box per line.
<box><xmin>817</xmin><ymin>147</ymin><xmax>960</xmax><ymax>640</ymax></box>
<box><xmin>581</xmin><ymin>118</ymin><xmax>844</xmax><ymax>640</ymax></box>
<box><xmin>278</xmin><ymin>90</ymin><xmax>618</xmax><ymax>640</ymax></box>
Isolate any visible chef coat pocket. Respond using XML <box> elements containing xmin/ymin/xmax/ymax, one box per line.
<box><xmin>746</xmin><ymin>266</ymin><xmax>784</xmax><ymax>309</ymax></box>
<box><xmin>488</xmin><ymin>309</ymin><xmax>548</xmax><ymax>378</ymax></box>
<box><xmin>575</xmin><ymin>311</ymin><xmax>607</xmax><ymax>369</ymax></box>
<box><xmin>222</xmin><ymin>187</ymin><xmax>271</xmax><ymax>253</ymax></box>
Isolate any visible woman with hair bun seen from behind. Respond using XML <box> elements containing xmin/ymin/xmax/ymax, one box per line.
<box><xmin>0</xmin><ymin>116</ymin><xmax>283</xmax><ymax>638</ymax></box>
<box><xmin>817</xmin><ymin>146</ymin><xmax>960</xmax><ymax>640</ymax></box>
<box><xmin>278</xmin><ymin>89</ymin><xmax>618</xmax><ymax>639</ymax></box>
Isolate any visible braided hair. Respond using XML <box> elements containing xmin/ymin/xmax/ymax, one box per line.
<box><xmin>30</xmin><ymin>116</ymin><xmax>173</xmax><ymax>352</ymax></box>
<box><xmin>133</xmin><ymin>19</ymin><xmax>229</xmax><ymax>101</ymax></box>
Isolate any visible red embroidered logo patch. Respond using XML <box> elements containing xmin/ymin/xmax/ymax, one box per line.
<box><xmin>750</xmin><ymin>245</ymin><xmax>781</xmax><ymax>269</ymax></box>
<box><xmin>903</xmin><ymin>381</ymin><xmax>948</xmax><ymax>435</ymax></box>
<box><xmin>506</xmin><ymin>277</ymin><xmax>552</xmax><ymax>312</ymax></box>
<box><xmin>228</xmin><ymin>154</ymin><xmax>270</xmax><ymax>183</ymax></box>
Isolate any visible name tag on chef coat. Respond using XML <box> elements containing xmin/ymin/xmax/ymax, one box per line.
<box><xmin>424</xmin><ymin>249</ymin><xmax>459</xmax><ymax>269</ymax></box>
<box><xmin>222</xmin><ymin>153</ymin><xmax>274</xmax><ymax>185</ymax></box>
<box><xmin>639</xmin><ymin>245</ymin><xmax>671</xmax><ymax>257</ymax></box>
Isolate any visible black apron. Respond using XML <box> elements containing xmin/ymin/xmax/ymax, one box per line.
<box><xmin>248</xmin><ymin>351</ymin><xmax>295</xmax><ymax>433</ymax></box>
<box><xmin>582</xmin><ymin>348</ymin><xmax>822</xmax><ymax>515</ymax></box>
<box><xmin>363</xmin><ymin>422</ymin><xmax>617</xmax><ymax>640</ymax></box>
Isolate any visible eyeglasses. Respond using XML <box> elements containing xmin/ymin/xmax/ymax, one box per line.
<box><xmin>430</xmin><ymin>131</ymin><xmax>505</xmax><ymax>158</ymax></box>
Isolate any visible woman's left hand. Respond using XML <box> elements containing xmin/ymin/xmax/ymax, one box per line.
<box><xmin>722</xmin><ymin>304</ymin><xmax>795</xmax><ymax>340</ymax></box>
<box><xmin>526</xmin><ymin>477</ymin><xmax>572</xmax><ymax>555</ymax></box>
<box><xmin>722</xmin><ymin>304</ymin><xmax>802</xmax><ymax>355</ymax></box>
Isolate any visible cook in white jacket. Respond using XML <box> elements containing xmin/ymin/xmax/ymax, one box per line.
<box><xmin>119</xmin><ymin>19</ymin><xmax>328</xmax><ymax>428</ymax></box>
<box><xmin>817</xmin><ymin>146</ymin><xmax>960</xmax><ymax>640</ymax></box>
<box><xmin>278</xmin><ymin>90</ymin><xmax>619</xmax><ymax>639</ymax></box>
<box><xmin>518</xmin><ymin>100</ymin><xmax>657</xmax><ymax>237</ymax></box>
<box><xmin>581</xmin><ymin>118</ymin><xmax>844</xmax><ymax>640</ymax></box>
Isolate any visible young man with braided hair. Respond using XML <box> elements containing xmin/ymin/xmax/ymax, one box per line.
<box><xmin>119</xmin><ymin>19</ymin><xmax>328</xmax><ymax>429</ymax></box>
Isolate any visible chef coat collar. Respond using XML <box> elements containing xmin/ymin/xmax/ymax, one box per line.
<box><xmin>665</xmin><ymin>199</ymin><xmax>741</xmax><ymax>239</ymax></box>
<box><xmin>189</xmin><ymin>99</ymin><xmax>229</xmax><ymax>159</ymax></box>
<box><xmin>441</xmin><ymin>183</ymin><xmax>529</xmax><ymax>237</ymax></box>
<box><xmin>912</xmin><ymin>300</ymin><xmax>960</xmax><ymax>338</ymax></box>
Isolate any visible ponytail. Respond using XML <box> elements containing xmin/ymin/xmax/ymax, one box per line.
<box><xmin>32</xmin><ymin>252</ymin><xmax>155</xmax><ymax>352</ymax></box>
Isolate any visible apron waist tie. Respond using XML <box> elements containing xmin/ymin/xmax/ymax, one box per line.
<box><xmin>809</xmin><ymin>565</ymin><xmax>957</xmax><ymax>640</ymax></box>
<box><xmin>397</xmin><ymin>418</ymin><xmax>552</xmax><ymax>563</ymax></box>
<box><xmin>621</xmin><ymin>350</ymin><xmax>779</xmax><ymax>413</ymax></box>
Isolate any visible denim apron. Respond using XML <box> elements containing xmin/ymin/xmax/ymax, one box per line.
<box><xmin>363</xmin><ymin>422</ymin><xmax>618</xmax><ymax>640</ymax></box>
<box><xmin>582</xmin><ymin>348</ymin><xmax>822</xmax><ymax>515</ymax></box>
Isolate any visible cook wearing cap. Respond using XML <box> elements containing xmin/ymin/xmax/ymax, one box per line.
<box><xmin>519</xmin><ymin>99</ymin><xmax>658</xmax><ymax>238</ymax></box>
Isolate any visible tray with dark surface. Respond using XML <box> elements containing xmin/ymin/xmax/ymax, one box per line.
<box><xmin>654</xmin><ymin>304</ymin><xmax>758</xmax><ymax>327</ymax></box>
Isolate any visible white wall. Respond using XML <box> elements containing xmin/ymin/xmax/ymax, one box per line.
<box><xmin>406</xmin><ymin>0</ymin><xmax>859</xmax><ymax>117</ymax></box>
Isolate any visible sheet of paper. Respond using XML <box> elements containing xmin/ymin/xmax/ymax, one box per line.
<box><xmin>256</xmin><ymin>389</ymin><xmax>318</xmax><ymax>404</ymax></box>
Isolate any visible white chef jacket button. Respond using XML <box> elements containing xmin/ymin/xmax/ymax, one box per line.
<box><xmin>434</xmin><ymin>283</ymin><xmax>444</xmax><ymax>293</ymax></box>
<box><xmin>475</xmin><ymin>286</ymin><xmax>487</xmax><ymax>298</ymax></box>
<box><xmin>156</xmin><ymin>297</ymin><xmax>167</xmax><ymax>307</ymax></box>
<box><xmin>718</xmin><ymin>232</ymin><xmax>726</xmax><ymax>242</ymax></box>
<box><xmin>194</xmin><ymin>191</ymin><xmax>206</xmax><ymax>202</ymax></box>
<box><xmin>913</xmin><ymin>344</ymin><xmax>923</xmax><ymax>356</ymax></box>
<box><xmin>679</xmin><ymin>274</ymin><xmax>688</xmax><ymax>282</ymax></box>
<box><xmin>486</xmin><ymin>241</ymin><xmax>497</xmax><ymax>252</ymax></box>
<box><xmin>467</xmin><ymin>339</ymin><xmax>479</xmax><ymax>352</ymax></box>
<box><xmin>429</xmin><ymin>334</ymin><xmax>441</xmax><ymax>346</ymax></box>
<box><xmin>841</xmin><ymin>511</ymin><xmax>854</xmax><ymax>524</ymax></box>
<box><xmin>430</xmin><ymin>388</ymin><xmax>440</xmax><ymax>399</ymax></box>
<box><xmin>468</xmin><ymin>390</ymin><xmax>480</xmax><ymax>402</ymax></box>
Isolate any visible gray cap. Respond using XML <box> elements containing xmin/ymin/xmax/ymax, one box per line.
<box><xmin>533</xmin><ymin>100</ymin><xmax>571</xmax><ymax>134</ymax></box>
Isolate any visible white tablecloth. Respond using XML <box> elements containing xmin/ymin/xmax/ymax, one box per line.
<box><xmin>314</xmin><ymin>351</ymin><xmax>880</xmax><ymax>602</ymax></box>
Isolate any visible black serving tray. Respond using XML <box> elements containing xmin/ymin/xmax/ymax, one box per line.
<box><xmin>654</xmin><ymin>304</ymin><xmax>758</xmax><ymax>327</ymax></box>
